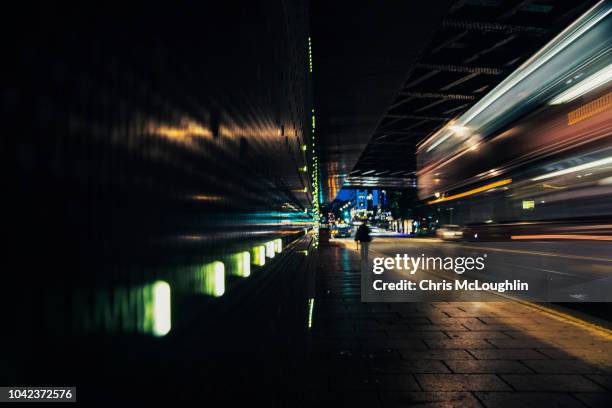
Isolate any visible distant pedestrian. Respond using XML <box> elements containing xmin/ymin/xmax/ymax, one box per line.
<box><xmin>355</xmin><ymin>222</ymin><xmax>372</xmax><ymax>263</ymax></box>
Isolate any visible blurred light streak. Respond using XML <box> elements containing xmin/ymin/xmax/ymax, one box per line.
<box><xmin>425</xmin><ymin>120</ymin><xmax>460</xmax><ymax>152</ymax></box>
<box><xmin>460</xmin><ymin>244</ymin><xmax>612</xmax><ymax>263</ymax></box>
<box><xmin>550</xmin><ymin>66</ymin><xmax>612</xmax><ymax>105</ymax></box>
<box><xmin>532</xmin><ymin>156</ymin><xmax>612</xmax><ymax>181</ymax></box>
<box><xmin>229</xmin><ymin>252</ymin><xmax>251</xmax><ymax>277</ymax></box>
<box><xmin>274</xmin><ymin>238</ymin><xmax>282</xmax><ymax>253</ymax></box>
<box><xmin>147</xmin><ymin>119</ymin><xmax>212</xmax><ymax>144</ymax></box>
<box><xmin>327</xmin><ymin>175</ymin><xmax>340</xmax><ymax>200</ymax></box>
<box><xmin>73</xmin><ymin>281</ymin><xmax>177</xmax><ymax>337</ymax></box>
<box><xmin>420</xmin><ymin>1</ymin><xmax>611</xmax><ymax>153</ymax></box>
<box><xmin>152</xmin><ymin>281</ymin><xmax>172</xmax><ymax>337</ymax></box>
<box><xmin>240</xmin><ymin>252</ymin><xmax>251</xmax><ymax>277</ymax></box>
<box><xmin>511</xmin><ymin>234</ymin><xmax>612</xmax><ymax>241</ymax></box>
<box><xmin>198</xmin><ymin>261</ymin><xmax>225</xmax><ymax>297</ymax></box>
<box><xmin>448</xmin><ymin>124</ymin><xmax>469</xmax><ymax>136</ymax></box>
<box><xmin>427</xmin><ymin>179</ymin><xmax>512</xmax><ymax>204</ymax></box>
<box><xmin>307</xmin><ymin>298</ymin><xmax>314</xmax><ymax>328</ymax></box>
<box><xmin>542</xmin><ymin>183</ymin><xmax>566</xmax><ymax>189</ymax></box>
<box><xmin>280</xmin><ymin>220</ymin><xmax>314</xmax><ymax>225</ymax></box>
<box><xmin>214</xmin><ymin>262</ymin><xmax>225</xmax><ymax>297</ymax></box>
<box><xmin>562</xmin><ymin>224</ymin><xmax>612</xmax><ymax>230</ymax></box>
<box><xmin>461</xmin><ymin>0</ymin><xmax>610</xmax><ymax>122</ymax></box>
<box><xmin>265</xmin><ymin>241</ymin><xmax>276</xmax><ymax>258</ymax></box>
<box><xmin>252</xmin><ymin>245</ymin><xmax>266</xmax><ymax>266</ymax></box>
<box><xmin>191</xmin><ymin>194</ymin><xmax>224</xmax><ymax>202</ymax></box>
<box><xmin>175</xmin><ymin>229</ymin><xmax>308</xmax><ymax>243</ymax></box>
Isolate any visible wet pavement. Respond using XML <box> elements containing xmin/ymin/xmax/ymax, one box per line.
<box><xmin>7</xmin><ymin>239</ymin><xmax>611</xmax><ymax>406</ymax></box>
<box><xmin>303</xmin><ymin>242</ymin><xmax>612</xmax><ymax>407</ymax></box>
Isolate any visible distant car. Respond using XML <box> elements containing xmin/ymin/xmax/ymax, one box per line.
<box><xmin>332</xmin><ymin>225</ymin><xmax>353</xmax><ymax>238</ymax></box>
<box><xmin>436</xmin><ymin>224</ymin><xmax>463</xmax><ymax>240</ymax></box>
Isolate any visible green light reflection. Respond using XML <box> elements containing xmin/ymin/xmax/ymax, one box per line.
<box><xmin>72</xmin><ymin>280</ymin><xmax>173</xmax><ymax>337</ymax></box>
<box><xmin>197</xmin><ymin>261</ymin><xmax>225</xmax><ymax>297</ymax></box>
<box><xmin>252</xmin><ymin>245</ymin><xmax>266</xmax><ymax>266</ymax></box>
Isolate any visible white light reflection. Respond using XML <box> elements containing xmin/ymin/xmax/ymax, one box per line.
<box><xmin>549</xmin><ymin>64</ymin><xmax>612</xmax><ymax>104</ymax></box>
<box><xmin>532</xmin><ymin>156</ymin><xmax>612</xmax><ymax>181</ymax></box>
<box><xmin>152</xmin><ymin>281</ymin><xmax>172</xmax><ymax>337</ymax></box>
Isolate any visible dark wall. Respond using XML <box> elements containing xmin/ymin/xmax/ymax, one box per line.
<box><xmin>2</xmin><ymin>1</ymin><xmax>315</xmax><ymax>342</ymax></box>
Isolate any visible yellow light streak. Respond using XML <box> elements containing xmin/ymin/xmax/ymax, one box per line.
<box><xmin>427</xmin><ymin>179</ymin><xmax>512</xmax><ymax>205</ymax></box>
<box><xmin>191</xmin><ymin>194</ymin><xmax>223</xmax><ymax>202</ymax></box>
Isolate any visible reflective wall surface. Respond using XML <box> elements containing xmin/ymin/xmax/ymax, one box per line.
<box><xmin>2</xmin><ymin>0</ymin><xmax>319</xmax><ymax>389</ymax></box>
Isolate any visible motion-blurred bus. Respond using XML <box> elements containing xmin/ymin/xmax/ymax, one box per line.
<box><xmin>417</xmin><ymin>2</ymin><xmax>612</xmax><ymax>241</ymax></box>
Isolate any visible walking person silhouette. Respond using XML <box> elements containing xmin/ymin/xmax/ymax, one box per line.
<box><xmin>354</xmin><ymin>222</ymin><xmax>372</xmax><ymax>267</ymax></box>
